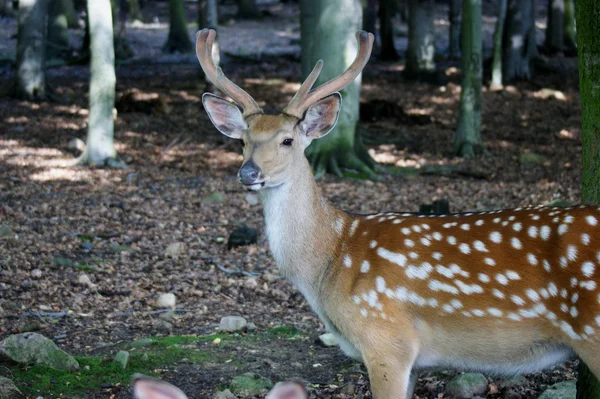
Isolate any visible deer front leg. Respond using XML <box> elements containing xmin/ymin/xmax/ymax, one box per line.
<box><xmin>362</xmin><ymin>340</ymin><xmax>419</xmax><ymax>399</ymax></box>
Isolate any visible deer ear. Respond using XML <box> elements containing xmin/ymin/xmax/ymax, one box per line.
<box><xmin>202</xmin><ymin>93</ymin><xmax>248</xmax><ymax>139</ymax></box>
<box><xmin>133</xmin><ymin>376</ymin><xmax>188</xmax><ymax>399</ymax></box>
<box><xmin>299</xmin><ymin>93</ymin><xmax>341</xmax><ymax>139</ymax></box>
<box><xmin>265</xmin><ymin>382</ymin><xmax>308</xmax><ymax>399</ymax></box>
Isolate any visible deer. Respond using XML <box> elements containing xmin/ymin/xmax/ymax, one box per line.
<box><xmin>132</xmin><ymin>375</ymin><xmax>307</xmax><ymax>399</ymax></box>
<box><xmin>195</xmin><ymin>28</ymin><xmax>600</xmax><ymax>398</ymax></box>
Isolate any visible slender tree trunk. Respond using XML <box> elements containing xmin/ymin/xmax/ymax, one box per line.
<box><xmin>300</xmin><ymin>0</ymin><xmax>377</xmax><ymax>180</ymax></box>
<box><xmin>164</xmin><ymin>0</ymin><xmax>193</xmax><ymax>53</ymax></box>
<box><xmin>15</xmin><ymin>0</ymin><xmax>48</xmax><ymax>100</ymax></box>
<box><xmin>448</xmin><ymin>0</ymin><xmax>461</xmax><ymax>59</ymax></box>
<box><xmin>379</xmin><ymin>0</ymin><xmax>399</xmax><ymax>60</ymax></box>
<box><xmin>236</xmin><ymin>0</ymin><xmax>260</xmax><ymax>19</ymax></box>
<box><xmin>491</xmin><ymin>0</ymin><xmax>507</xmax><ymax>88</ymax></box>
<box><xmin>576</xmin><ymin>0</ymin><xmax>600</xmax><ymax>396</ymax></box>
<box><xmin>112</xmin><ymin>0</ymin><xmax>133</xmax><ymax>59</ymax></box>
<box><xmin>363</xmin><ymin>0</ymin><xmax>377</xmax><ymax>38</ymax></box>
<box><xmin>502</xmin><ymin>0</ymin><xmax>536</xmax><ymax>83</ymax></box>
<box><xmin>197</xmin><ymin>0</ymin><xmax>220</xmax><ymax>83</ymax></box>
<box><xmin>128</xmin><ymin>0</ymin><xmax>142</xmax><ymax>21</ymax></box>
<box><xmin>80</xmin><ymin>0</ymin><xmax>117</xmax><ymax>165</ymax></box>
<box><xmin>454</xmin><ymin>0</ymin><xmax>482</xmax><ymax>158</ymax></box>
<box><xmin>563</xmin><ymin>0</ymin><xmax>576</xmax><ymax>52</ymax></box>
<box><xmin>47</xmin><ymin>0</ymin><xmax>72</xmax><ymax>59</ymax></box>
<box><xmin>544</xmin><ymin>0</ymin><xmax>564</xmax><ymax>53</ymax></box>
<box><xmin>405</xmin><ymin>0</ymin><xmax>436</xmax><ymax>79</ymax></box>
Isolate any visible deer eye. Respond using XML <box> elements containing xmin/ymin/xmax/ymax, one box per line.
<box><xmin>282</xmin><ymin>138</ymin><xmax>293</xmax><ymax>146</ymax></box>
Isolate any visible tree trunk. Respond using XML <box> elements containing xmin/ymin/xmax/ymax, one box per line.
<box><xmin>128</xmin><ymin>0</ymin><xmax>142</xmax><ymax>21</ymax></box>
<box><xmin>197</xmin><ymin>0</ymin><xmax>220</xmax><ymax>83</ymax></box>
<box><xmin>576</xmin><ymin>0</ymin><xmax>600</xmax><ymax>395</ymax></box>
<box><xmin>47</xmin><ymin>0</ymin><xmax>73</xmax><ymax>59</ymax></box>
<box><xmin>16</xmin><ymin>0</ymin><xmax>48</xmax><ymax>100</ymax></box>
<box><xmin>164</xmin><ymin>0</ymin><xmax>193</xmax><ymax>53</ymax></box>
<box><xmin>454</xmin><ymin>0</ymin><xmax>482</xmax><ymax>158</ymax></box>
<box><xmin>379</xmin><ymin>0</ymin><xmax>399</xmax><ymax>60</ymax></box>
<box><xmin>491</xmin><ymin>0</ymin><xmax>507</xmax><ymax>88</ymax></box>
<box><xmin>544</xmin><ymin>0</ymin><xmax>564</xmax><ymax>53</ymax></box>
<box><xmin>502</xmin><ymin>0</ymin><xmax>536</xmax><ymax>83</ymax></box>
<box><xmin>300</xmin><ymin>0</ymin><xmax>377</xmax><ymax>180</ymax></box>
<box><xmin>563</xmin><ymin>0</ymin><xmax>576</xmax><ymax>52</ymax></box>
<box><xmin>405</xmin><ymin>0</ymin><xmax>436</xmax><ymax>79</ymax></box>
<box><xmin>363</xmin><ymin>0</ymin><xmax>377</xmax><ymax>38</ymax></box>
<box><xmin>80</xmin><ymin>0</ymin><xmax>117</xmax><ymax>165</ymax></box>
<box><xmin>112</xmin><ymin>0</ymin><xmax>133</xmax><ymax>59</ymax></box>
<box><xmin>448</xmin><ymin>0</ymin><xmax>461</xmax><ymax>59</ymax></box>
<box><xmin>236</xmin><ymin>0</ymin><xmax>261</xmax><ymax>19</ymax></box>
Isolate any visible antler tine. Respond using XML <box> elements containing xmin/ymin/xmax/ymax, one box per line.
<box><xmin>282</xmin><ymin>59</ymin><xmax>323</xmax><ymax>118</ymax></box>
<box><xmin>284</xmin><ymin>31</ymin><xmax>374</xmax><ymax>119</ymax></box>
<box><xmin>196</xmin><ymin>29</ymin><xmax>262</xmax><ymax>117</ymax></box>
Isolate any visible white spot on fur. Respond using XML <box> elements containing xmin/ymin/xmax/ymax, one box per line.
<box><xmin>506</xmin><ymin>270</ymin><xmax>520</xmax><ymax>280</ymax></box>
<box><xmin>567</xmin><ymin>245</ymin><xmax>578</xmax><ymax>261</ymax></box>
<box><xmin>460</xmin><ymin>224</ymin><xmax>470</xmax><ymax>231</ymax></box>
<box><xmin>370</xmin><ymin>240</ymin><xmax>378</xmax><ymax>248</ymax></box>
<box><xmin>513</xmin><ymin>223</ymin><xmax>522</xmax><ymax>232</ymax></box>
<box><xmin>428</xmin><ymin>280</ymin><xmax>459</xmax><ymax>295</ymax></box>
<box><xmin>558</xmin><ymin>224</ymin><xmax>568</xmax><ymax>235</ymax></box>
<box><xmin>406</xmin><ymin>262</ymin><xmax>433</xmax><ymax>280</ymax></box>
<box><xmin>478</xmin><ymin>273</ymin><xmax>490</xmax><ymax>283</ymax></box>
<box><xmin>432</xmin><ymin>252</ymin><xmax>443</xmax><ymax>261</ymax></box>
<box><xmin>543</xmin><ymin>259</ymin><xmax>551</xmax><ymax>272</ymax></box>
<box><xmin>404</xmin><ymin>239</ymin><xmax>415</xmax><ymax>248</ymax></box>
<box><xmin>475</xmin><ymin>220</ymin><xmax>484</xmax><ymax>226</ymax></box>
<box><xmin>377</xmin><ymin>247</ymin><xmax>407</xmax><ymax>267</ymax></box>
<box><xmin>376</xmin><ymin>276</ymin><xmax>386</xmax><ymax>293</ymax></box>
<box><xmin>349</xmin><ymin>220</ymin><xmax>359</xmax><ymax>236</ymax></box>
<box><xmin>401</xmin><ymin>227</ymin><xmax>411</xmax><ymax>235</ymax></box>
<box><xmin>343</xmin><ymin>255</ymin><xmax>352</xmax><ymax>268</ymax></box>
<box><xmin>511</xmin><ymin>295</ymin><xmax>525</xmax><ymax>306</ymax></box>
<box><xmin>447</xmin><ymin>236</ymin><xmax>457</xmax><ymax>245</ymax></box>
<box><xmin>473</xmin><ymin>240</ymin><xmax>488</xmax><ymax>252</ymax></box>
<box><xmin>488</xmin><ymin>308</ymin><xmax>503</xmax><ymax>317</ymax></box>
<box><xmin>581</xmin><ymin>280</ymin><xmax>597</xmax><ymax>290</ymax></box>
<box><xmin>548</xmin><ymin>283</ymin><xmax>558</xmax><ymax>296</ymax></box>
<box><xmin>484</xmin><ymin>258</ymin><xmax>496</xmax><ymax>266</ymax></box>
<box><xmin>540</xmin><ymin>225</ymin><xmax>551</xmax><ymax>240</ymax></box>
<box><xmin>361</xmin><ymin>260</ymin><xmax>370</xmax><ymax>273</ymax></box>
<box><xmin>527</xmin><ymin>226</ymin><xmax>538</xmax><ymax>238</ymax></box>
<box><xmin>511</xmin><ymin>237</ymin><xmax>522</xmax><ymax>250</ymax></box>
<box><xmin>492</xmin><ymin>289</ymin><xmax>505</xmax><ymax>299</ymax></box>
<box><xmin>459</xmin><ymin>243</ymin><xmax>471</xmax><ymax>255</ymax></box>
<box><xmin>527</xmin><ymin>253</ymin><xmax>538</xmax><ymax>266</ymax></box>
<box><xmin>455</xmin><ymin>280</ymin><xmax>483</xmax><ymax>295</ymax></box>
<box><xmin>420</xmin><ymin>237</ymin><xmax>431</xmax><ymax>246</ymax></box>
<box><xmin>489</xmin><ymin>232</ymin><xmax>502</xmax><ymax>243</ymax></box>
<box><xmin>526</xmin><ymin>289</ymin><xmax>540</xmax><ymax>302</ymax></box>
<box><xmin>496</xmin><ymin>274</ymin><xmax>509</xmax><ymax>285</ymax></box>
<box><xmin>582</xmin><ymin>261</ymin><xmax>595</xmax><ymax>277</ymax></box>
<box><xmin>586</xmin><ymin>215</ymin><xmax>598</xmax><ymax>226</ymax></box>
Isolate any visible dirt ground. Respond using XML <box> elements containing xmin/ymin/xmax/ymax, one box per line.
<box><xmin>0</xmin><ymin>1</ymin><xmax>586</xmax><ymax>398</ymax></box>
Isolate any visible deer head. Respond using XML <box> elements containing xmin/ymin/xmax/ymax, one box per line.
<box><xmin>196</xmin><ymin>29</ymin><xmax>374</xmax><ymax>190</ymax></box>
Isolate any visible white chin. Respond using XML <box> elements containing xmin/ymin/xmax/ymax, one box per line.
<box><xmin>245</xmin><ymin>183</ymin><xmax>264</xmax><ymax>191</ymax></box>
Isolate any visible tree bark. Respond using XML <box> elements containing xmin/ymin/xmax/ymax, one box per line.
<box><xmin>128</xmin><ymin>0</ymin><xmax>142</xmax><ymax>21</ymax></box>
<box><xmin>544</xmin><ymin>0</ymin><xmax>564</xmax><ymax>53</ymax></box>
<box><xmin>197</xmin><ymin>0</ymin><xmax>220</xmax><ymax>83</ymax></box>
<box><xmin>16</xmin><ymin>0</ymin><xmax>48</xmax><ymax>100</ymax></box>
<box><xmin>300</xmin><ymin>0</ymin><xmax>377</xmax><ymax>180</ymax></box>
<box><xmin>363</xmin><ymin>0</ymin><xmax>377</xmax><ymax>38</ymax></box>
<box><xmin>491</xmin><ymin>0</ymin><xmax>507</xmax><ymax>88</ymax></box>
<box><xmin>502</xmin><ymin>0</ymin><xmax>537</xmax><ymax>83</ymax></box>
<box><xmin>379</xmin><ymin>0</ymin><xmax>399</xmax><ymax>60</ymax></box>
<box><xmin>576</xmin><ymin>0</ymin><xmax>600</xmax><ymax>395</ymax></box>
<box><xmin>112</xmin><ymin>0</ymin><xmax>133</xmax><ymax>59</ymax></box>
<box><xmin>47</xmin><ymin>0</ymin><xmax>73</xmax><ymax>59</ymax></box>
<box><xmin>164</xmin><ymin>0</ymin><xmax>193</xmax><ymax>53</ymax></box>
<box><xmin>80</xmin><ymin>0</ymin><xmax>117</xmax><ymax>165</ymax></box>
<box><xmin>405</xmin><ymin>0</ymin><xmax>436</xmax><ymax>79</ymax></box>
<box><xmin>454</xmin><ymin>0</ymin><xmax>482</xmax><ymax>158</ymax></box>
<box><xmin>236</xmin><ymin>0</ymin><xmax>261</xmax><ymax>19</ymax></box>
<box><xmin>448</xmin><ymin>0</ymin><xmax>461</xmax><ymax>59</ymax></box>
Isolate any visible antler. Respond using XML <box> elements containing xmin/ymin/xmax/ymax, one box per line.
<box><xmin>283</xmin><ymin>30</ymin><xmax>374</xmax><ymax>119</ymax></box>
<box><xmin>196</xmin><ymin>29</ymin><xmax>262</xmax><ymax>117</ymax></box>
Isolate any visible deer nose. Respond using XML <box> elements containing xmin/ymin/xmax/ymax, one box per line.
<box><xmin>238</xmin><ymin>161</ymin><xmax>260</xmax><ymax>185</ymax></box>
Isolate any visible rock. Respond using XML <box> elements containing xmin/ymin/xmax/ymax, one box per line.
<box><xmin>0</xmin><ymin>376</ymin><xmax>25</xmax><ymax>399</ymax></box>
<box><xmin>244</xmin><ymin>278</ymin><xmax>258</xmax><ymax>289</ymax></box>
<box><xmin>52</xmin><ymin>257</ymin><xmax>73</xmax><ymax>267</ymax></box>
<box><xmin>547</xmin><ymin>199</ymin><xmax>572</xmax><ymax>208</ymax></box>
<box><xmin>536</xmin><ymin>88</ymin><xmax>567</xmax><ymax>101</ymax></box>
<box><xmin>114</xmin><ymin>350</ymin><xmax>129</xmax><ymax>369</ymax></box>
<box><xmin>537</xmin><ymin>381</ymin><xmax>576</xmax><ymax>399</ymax></box>
<box><xmin>109</xmin><ymin>243</ymin><xmax>135</xmax><ymax>253</ymax></box>
<box><xmin>214</xmin><ymin>389</ymin><xmax>237</xmax><ymax>399</ymax></box>
<box><xmin>0</xmin><ymin>333</ymin><xmax>79</xmax><ymax>371</ymax></box>
<box><xmin>202</xmin><ymin>192</ymin><xmax>227</xmax><ymax>205</ymax></box>
<box><xmin>158</xmin><ymin>311</ymin><xmax>178</xmax><ymax>322</ymax></box>
<box><xmin>219</xmin><ymin>316</ymin><xmax>247</xmax><ymax>332</ymax></box>
<box><xmin>165</xmin><ymin>242</ymin><xmax>185</xmax><ymax>258</ymax></box>
<box><xmin>157</xmin><ymin>320</ymin><xmax>173</xmax><ymax>332</ymax></box>
<box><xmin>245</xmin><ymin>192</ymin><xmax>259</xmax><ymax>206</ymax></box>
<box><xmin>156</xmin><ymin>293</ymin><xmax>176</xmax><ymax>309</ymax></box>
<box><xmin>0</xmin><ymin>225</ymin><xmax>14</xmax><ymax>239</ymax></box>
<box><xmin>445</xmin><ymin>373</ymin><xmax>488</xmax><ymax>398</ymax></box>
<box><xmin>229</xmin><ymin>372</ymin><xmax>273</xmax><ymax>396</ymax></box>
<box><xmin>246</xmin><ymin>322</ymin><xmax>257</xmax><ymax>332</ymax></box>
<box><xmin>68</xmin><ymin>138</ymin><xmax>85</xmax><ymax>153</ymax></box>
<box><xmin>317</xmin><ymin>333</ymin><xmax>338</xmax><ymax>347</ymax></box>
<box><xmin>126</xmin><ymin>338</ymin><xmax>155</xmax><ymax>349</ymax></box>
<box><xmin>519</xmin><ymin>152</ymin><xmax>547</xmax><ymax>165</ymax></box>
<box><xmin>77</xmin><ymin>273</ymin><xmax>93</xmax><ymax>286</ymax></box>
<box><xmin>227</xmin><ymin>226</ymin><xmax>258</xmax><ymax>249</ymax></box>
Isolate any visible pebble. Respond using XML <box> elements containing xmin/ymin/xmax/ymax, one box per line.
<box><xmin>156</xmin><ymin>293</ymin><xmax>176</xmax><ymax>309</ymax></box>
<box><xmin>245</xmin><ymin>193</ymin><xmax>259</xmax><ymax>206</ymax></box>
<box><xmin>318</xmin><ymin>333</ymin><xmax>338</xmax><ymax>347</ymax></box>
<box><xmin>31</xmin><ymin>269</ymin><xmax>42</xmax><ymax>278</ymax></box>
<box><xmin>219</xmin><ymin>316</ymin><xmax>248</xmax><ymax>332</ymax></box>
<box><xmin>244</xmin><ymin>278</ymin><xmax>258</xmax><ymax>289</ymax></box>
<box><xmin>77</xmin><ymin>274</ymin><xmax>93</xmax><ymax>286</ymax></box>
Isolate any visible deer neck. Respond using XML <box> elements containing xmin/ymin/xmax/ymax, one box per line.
<box><xmin>259</xmin><ymin>157</ymin><xmax>341</xmax><ymax>291</ymax></box>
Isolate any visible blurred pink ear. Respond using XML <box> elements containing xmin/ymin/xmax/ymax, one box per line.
<box><xmin>265</xmin><ymin>381</ymin><xmax>308</xmax><ymax>399</ymax></box>
<box><xmin>133</xmin><ymin>376</ymin><xmax>188</xmax><ymax>399</ymax></box>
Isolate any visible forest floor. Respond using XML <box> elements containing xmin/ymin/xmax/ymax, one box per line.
<box><xmin>0</xmin><ymin>1</ymin><xmax>586</xmax><ymax>398</ymax></box>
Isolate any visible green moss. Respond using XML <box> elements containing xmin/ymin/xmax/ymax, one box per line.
<box><xmin>265</xmin><ymin>326</ymin><xmax>303</xmax><ymax>338</ymax></box>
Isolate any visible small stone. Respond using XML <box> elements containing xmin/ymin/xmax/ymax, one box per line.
<box><xmin>0</xmin><ymin>376</ymin><xmax>25</xmax><ymax>399</ymax></box>
<box><xmin>77</xmin><ymin>273</ymin><xmax>93</xmax><ymax>286</ymax></box>
<box><xmin>114</xmin><ymin>351</ymin><xmax>129</xmax><ymax>369</ymax></box>
<box><xmin>109</xmin><ymin>243</ymin><xmax>135</xmax><ymax>253</ymax></box>
<box><xmin>340</xmin><ymin>382</ymin><xmax>355</xmax><ymax>395</ymax></box>
<box><xmin>537</xmin><ymin>381</ymin><xmax>576</xmax><ymax>399</ymax></box>
<box><xmin>202</xmin><ymin>192</ymin><xmax>227</xmax><ymax>205</ymax></box>
<box><xmin>229</xmin><ymin>372</ymin><xmax>273</xmax><ymax>396</ymax></box>
<box><xmin>158</xmin><ymin>311</ymin><xmax>178</xmax><ymax>322</ymax></box>
<box><xmin>245</xmin><ymin>193</ymin><xmax>259</xmax><ymax>206</ymax></box>
<box><xmin>0</xmin><ymin>225</ymin><xmax>14</xmax><ymax>239</ymax></box>
<box><xmin>214</xmin><ymin>389</ymin><xmax>237</xmax><ymax>399</ymax></box>
<box><xmin>219</xmin><ymin>316</ymin><xmax>248</xmax><ymax>332</ymax></box>
<box><xmin>227</xmin><ymin>226</ymin><xmax>258</xmax><ymax>249</ymax></box>
<box><xmin>157</xmin><ymin>320</ymin><xmax>173</xmax><ymax>332</ymax></box>
<box><xmin>317</xmin><ymin>333</ymin><xmax>338</xmax><ymax>347</ymax></box>
<box><xmin>519</xmin><ymin>152</ymin><xmax>547</xmax><ymax>165</ymax></box>
<box><xmin>68</xmin><ymin>138</ymin><xmax>86</xmax><ymax>153</ymax></box>
<box><xmin>536</xmin><ymin>88</ymin><xmax>567</xmax><ymax>101</ymax></box>
<box><xmin>246</xmin><ymin>322</ymin><xmax>257</xmax><ymax>332</ymax></box>
<box><xmin>244</xmin><ymin>278</ymin><xmax>258</xmax><ymax>289</ymax></box>
<box><xmin>141</xmin><ymin>353</ymin><xmax>149</xmax><ymax>361</ymax></box>
<box><xmin>0</xmin><ymin>332</ymin><xmax>79</xmax><ymax>371</ymax></box>
<box><xmin>156</xmin><ymin>293</ymin><xmax>176</xmax><ymax>309</ymax></box>
<box><xmin>126</xmin><ymin>338</ymin><xmax>155</xmax><ymax>349</ymax></box>
<box><xmin>165</xmin><ymin>242</ymin><xmax>184</xmax><ymax>258</ymax></box>
<box><xmin>445</xmin><ymin>373</ymin><xmax>488</xmax><ymax>399</ymax></box>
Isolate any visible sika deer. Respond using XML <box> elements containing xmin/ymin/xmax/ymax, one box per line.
<box><xmin>196</xmin><ymin>28</ymin><xmax>600</xmax><ymax>398</ymax></box>
<box><xmin>132</xmin><ymin>375</ymin><xmax>307</xmax><ymax>399</ymax></box>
